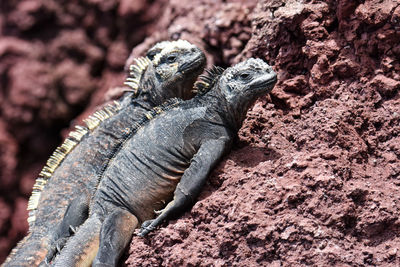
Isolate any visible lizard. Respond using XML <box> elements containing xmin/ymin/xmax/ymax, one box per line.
<box><xmin>2</xmin><ymin>39</ymin><xmax>206</xmax><ymax>267</ymax></box>
<box><xmin>49</xmin><ymin>58</ymin><xmax>277</xmax><ymax>267</ymax></box>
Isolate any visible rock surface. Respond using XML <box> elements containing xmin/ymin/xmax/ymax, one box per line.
<box><xmin>1</xmin><ymin>0</ymin><xmax>400</xmax><ymax>266</ymax></box>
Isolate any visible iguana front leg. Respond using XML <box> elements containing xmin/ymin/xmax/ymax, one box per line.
<box><xmin>138</xmin><ymin>137</ymin><xmax>229</xmax><ymax>236</ymax></box>
<box><xmin>45</xmin><ymin>194</ymin><xmax>90</xmax><ymax>263</ymax></box>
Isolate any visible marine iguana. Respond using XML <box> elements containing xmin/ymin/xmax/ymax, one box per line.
<box><xmin>50</xmin><ymin>58</ymin><xmax>277</xmax><ymax>267</ymax></box>
<box><xmin>2</xmin><ymin>39</ymin><xmax>206</xmax><ymax>267</ymax></box>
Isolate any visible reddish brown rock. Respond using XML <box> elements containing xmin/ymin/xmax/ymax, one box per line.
<box><xmin>1</xmin><ymin>0</ymin><xmax>400</xmax><ymax>266</ymax></box>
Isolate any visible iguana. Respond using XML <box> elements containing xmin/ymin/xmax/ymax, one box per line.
<box><xmin>49</xmin><ymin>58</ymin><xmax>277</xmax><ymax>267</ymax></box>
<box><xmin>2</xmin><ymin>39</ymin><xmax>206</xmax><ymax>267</ymax></box>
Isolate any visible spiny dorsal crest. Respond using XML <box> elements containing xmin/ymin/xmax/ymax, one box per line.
<box><xmin>124</xmin><ymin>57</ymin><xmax>151</xmax><ymax>95</ymax></box>
<box><xmin>193</xmin><ymin>66</ymin><xmax>225</xmax><ymax>95</ymax></box>
<box><xmin>27</xmin><ymin>101</ymin><xmax>122</xmax><ymax>226</ymax></box>
<box><xmin>152</xmin><ymin>39</ymin><xmax>197</xmax><ymax>65</ymax></box>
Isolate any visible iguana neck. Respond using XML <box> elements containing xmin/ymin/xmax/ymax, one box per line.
<box><xmin>136</xmin><ymin>70</ymin><xmax>183</xmax><ymax>107</ymax></box>
<box><xmin>195</xmin><ymin>89</ymin><xmax>241</xmax><ymax>134</ymax></box>
<box><xmin>121</xmin><ymin>88</ymin><xmax>169</xmax><ymax>109</ymax></box>
<box><xmin>138</xmin><ymin>91</ymin><xmax>169</xmax><ymax>107</ymax></box>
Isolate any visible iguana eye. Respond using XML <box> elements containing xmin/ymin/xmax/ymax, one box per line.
<box><xmin>239</xmin><ymin>73</ymin><xmax>251</xmax><ymax>80</ymax></box>
<box><xmin>146</xmin><ymin>50</ymin><xmax>158</xmax><ymax>60</ymax></box>
<box><xmin>167</xmin><ymin>55</ymin><xmax>177</xmax><ymax>63</ymax></box>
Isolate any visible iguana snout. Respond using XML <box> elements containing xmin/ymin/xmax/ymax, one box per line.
<box><xmin>243</xmin><ymin>59</ymin><xmax>277</xmax><ymax>94</ymax></box>
<box><xmin>177</xmin><ymin>46</ymin><xmax>206</xmax><ymax>74</ymax></box>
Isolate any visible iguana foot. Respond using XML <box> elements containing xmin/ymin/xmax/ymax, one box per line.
<box><xmin>45</xmin><ymin>195</ymin><xmax>89</xmax><ymax>263</ymax></box>
<box><xmin>138</xmin><ymin>220</ymin><xmax>156</xmax><ymax>237</ymax></box>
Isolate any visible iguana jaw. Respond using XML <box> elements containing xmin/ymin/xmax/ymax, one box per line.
<box><xmin>176</xmin><ymin>49</ymin><xmax>206</xmax><ymax>99</ymax></box>
<box><xmin>177</xmin><ymin>48</ymin><xmax>206</xmax><ymax>75</ymax></box>
<box><xmin>244</xmin><ymin>71</ymin><xmax>277</xmax><ymax>96</ymax></box>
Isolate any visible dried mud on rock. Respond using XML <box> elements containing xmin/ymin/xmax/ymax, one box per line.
<box><xmin>1</xmin><ymin>0</ymin><xmax>400</xmax><ymax>266</ymax></box>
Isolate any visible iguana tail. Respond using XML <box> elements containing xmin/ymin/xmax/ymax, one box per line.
<box><xmin>51</xmin><ymin>216</ymin><xmax>102</xmax><ymax>267</ymax></box>
<box><xmin>2</xmin><ymin>232</ymin><xmax>49</xmax><ymax>267</ymax></box>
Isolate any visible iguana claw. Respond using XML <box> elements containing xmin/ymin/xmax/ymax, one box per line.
<box><xmin>154</xmin><ymin>208</ymin><xmax>164</xmax><ymax>215</ymax></box>
<box><xmin>69</xmin><ymin>225</ymin><xmax>78</xmax><ymax>234</ymax></box>
<box><xmin>41</xmin><ymin>258</ymin><xmax>50</xmax><ymax>266</ymax></box>
<box><xmin>138</xmin><ymin>220</ymin><xmax>155</xmax><ymax>237</ymax></box>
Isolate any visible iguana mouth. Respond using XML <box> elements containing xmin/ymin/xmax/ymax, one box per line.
<box><xmin>178</xmin><ymin>52</ymin><xmax>206</xmax><ymax>74</ymax></box>
<box><xmin>264</xmin><ymin>75</ymin><xmax>278</xmax><ymax>87</ymax></box>
<box><xmin>248</xmin><ymin>73</ymin><xmax>277</xmax><ymax>93</ymax></box>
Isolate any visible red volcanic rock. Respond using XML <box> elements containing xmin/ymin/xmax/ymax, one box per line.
<box><xmin>1</xmin><ymin>0</ymin><xmax>400</xmax><ymax>266</ymax></box>
<box><xmin>370</xmin><ymin>74</ymin><xmax>400</xmax><ymax>97</ymax></box>
<box><xmin>0</xmin><ymin>120</ymin><xmax>18</xmax><ymax>190</ymax></box>
<box><xmin>0</xmin><ymin>198</ymin><xmax>12</xmax><ymax>234</ymax></box>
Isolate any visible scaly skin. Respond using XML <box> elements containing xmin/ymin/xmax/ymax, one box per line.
<box><xmin>2</xmin><ymin>40</ymin><xmax>206</xmax><ymax>267</ymax></box>
<box><xmin>52</xmin><ymin>58</ymin><xmax>277</xmax><ymax>267</ymax></box>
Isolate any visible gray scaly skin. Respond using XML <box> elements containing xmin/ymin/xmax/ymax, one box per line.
<box><xmin>51</xmin><ymin>58</ymin><xmax>277</xmax><ymax>267</ymax></box>
<box><xmin>2</xmin><ymin>40</ymin><xmax>206</xmax><ymax>267</ymax></box>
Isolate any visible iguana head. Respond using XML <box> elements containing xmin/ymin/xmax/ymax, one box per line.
<box><xmin>139</xmin><ymin>40</ymin><xmax>206</xmax><ymax>103</ymax></box>
<box><xmin>217</xmin><ymin>58</ymin><xmax>277</xmax><ymax>128</ymax></box>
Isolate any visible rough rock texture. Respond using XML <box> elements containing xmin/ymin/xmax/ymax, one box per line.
<box><xmin>1</xmin><ymin>0</ymin><xmax>400</xmax><ymax>266</ymax></box>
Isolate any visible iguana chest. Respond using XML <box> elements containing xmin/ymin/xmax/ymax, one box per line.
<box><xmin>93</xmin><ymin>106</ymin><xmax>207</xmax><ymax>221</ymax></box>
